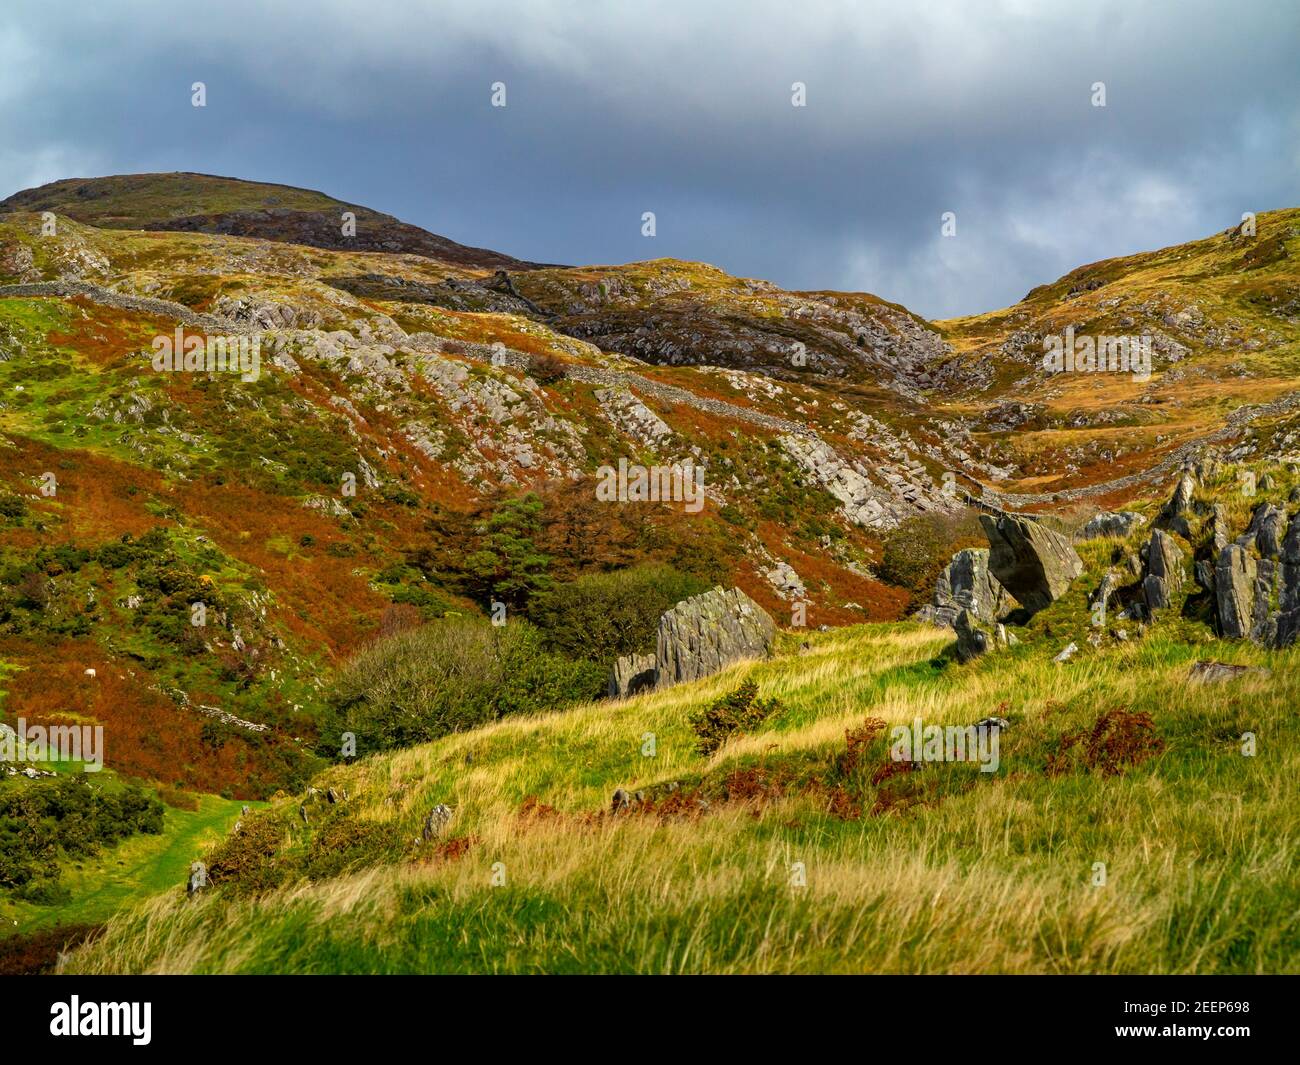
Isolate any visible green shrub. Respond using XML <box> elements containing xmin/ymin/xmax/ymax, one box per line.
<box><xmin>878</xmin><ymin>512</ymin><xmax>984</xmax><ymax>610</ymax></box>
<box><xmin>526</xmin><ymin>563</ymin><xmax>707</xmax><ymax>666</ymax></box>
<box><xmin>0</xmin><ymin>777</ymin><xmax>164</xmax><ymax>891</ymax></box>
<box><xmin>204</xmin><ymin>816</ymin><xmax>288</xmax><ymax>897</ymax></box>
<box><xmin>689</xmin><ymin>679</ymin><xmax>783</xmax><ymax>756</ymax></box>
<box><xmin>302</xmin><ymin>815</ymin><xmax>402</xmax><ymax>881</ymax></box>
<box><xmin>322</xmin><ymin>616</ymin><xmax>602</xmax><ymax>755</ymax></box>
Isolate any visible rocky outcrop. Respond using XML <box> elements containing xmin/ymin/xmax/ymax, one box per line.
<box><xmin>609</xmin><ymin>587</ymin><xmax>778</xmax><ymax>696</ymax></box>
<box><xmin>1239</xmin><ymin>502</ymin><xmax>1286</xmax><ymax>559</ymax></box>
<box><xmin>594</xmin><ymin>386</ymin><xmax>674</xmax><ymax>448</ymax></box>
<box><xmin>1091</xmin><ymin>570</ymin><xmax>1119</xmax><ymax>621</ymax></box>
<box><xmin>1275</xmin><ymin>513</ymin><xmax>1300</xmax><ymax>647</ymax></box>
<box><xmin>1210</xmin><ymin>509</ymin><xmax>1300</xmax><ymax>646</ymax></box>
<box><xmin>979</xmin><ymin>514</ymin><xmax>1083</xmax><ymax>614</ymax></box>
<box><xmin>915</xmin><ymin>548</ymin><xmax>1010</xmax><ymax>628</ymax></box>
<box><xmin>1080</xmin><ymin>511</ymin><xmax>1145</xmax><ymax>539</ymax></box>
<box><xmin>779</xmin><ymin>434</ymin><xmax>891</xmax><ymax>528</ymax></box>
<box><xmin>608</xmin><ymin>652</ymin><xmax>656</xmax><ymax>699</ymax></box>
<box><xmin>656</xmin><ymin>587</ymin><xmax>777</xmax><ymax>689</ymax></box>
<box><xmin>765</xmin><ymin>560</ymin><xmax>806</xmax><ymax>601</ymax></box>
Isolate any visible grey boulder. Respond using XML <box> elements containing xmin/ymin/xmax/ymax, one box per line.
<box><xmin>656</xmin><ymin>586</ymin><xmax>776</xmax><ymax>689</ymax></box>
<box><xmin>979</xmin><ymin>514</ymin><xmax>1083</xmax><ymax>614</ymax></box>
<box><xmin>914</xmin><ymin>547</ymin><xmax>1011</xmax><ymax>628</ymax></box>
<box><xmin>1080</xmin><ymin>511</ymin><xmax>1145</xmax><ymax>539</ymax></box>
<box><xmin>608</xmin><ymin>652</ymin><xmax>656</xmax><ymax>699</ymax></box>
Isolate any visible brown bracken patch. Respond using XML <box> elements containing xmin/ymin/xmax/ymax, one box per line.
<box><xmin>1046</xmin><ymin>706</ymin><xmax>1164</xmax><ymax>777</ymax></box>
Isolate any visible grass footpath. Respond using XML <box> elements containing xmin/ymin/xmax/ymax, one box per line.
<box><xmin>0</xmin><ymin>791</ymin><xmax>248</xmax><ymax>936</ymax></box>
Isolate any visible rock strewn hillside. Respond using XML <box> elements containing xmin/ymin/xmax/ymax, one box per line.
<box><xmin>0</xmin><ymin>173</ymin><xmax>1296</xmax><ymax>811</ymax></box>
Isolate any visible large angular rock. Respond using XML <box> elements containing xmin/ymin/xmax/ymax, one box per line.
<box><xmin>979</xmin><ymin>514</ymin><xmax>1083</xmax><ymax>614</ymax></box>
<box><xmin>1207</xmin><ymin>504</ymin><xmax>1231</xmax><ymax>554</ymax></box>
<box><xmin>1091</xmin><ymin>570</ymin><xmax>1118</xmax><ymax>615</ymax></box>
<box><xmin>1142</xmin><ymin>529</ymin><xmax>1186</xmax><ymax>612</ymax></box>
<box><xmin>1215</xmin><ymin>544</ymin><xmax>1256</xmax><ymax>638</ymax></box>
<box><xmin>1155</xmin><ymin>471</ymin><xmax>1197</xmax><ymax>538</ymax></box>
<box><xmin>655</xmin><ymin>587</ymin><xmax>776</xmax><ymax>689</ymax></box>
<box><xmin>608</xmin><ymin>652</ymin><xmax>656</xmax><ymax>699</ymax></box>
<box><xmin>1080</xmin><ymin>511</ymin><xmax>1145</xmax><ymax>539</ymax></box>
<box><xmin>1195</xmin><ymin>504</ymin><xmax>1231</xmax><ymax>593</ymax></box>
<box><xmin>1239</xmin><ymin>502</ymin><xmax>1286</xmax><ymax>560</ymax></box>
<box><xmin>1274</xmin><ymin>511</ymin><xmax>1300</xmax><ymax>647</ymax></box>
<box><xmin>1251</xmin><ymin>559</ymin><xmax>1280</xmax><ymax>644</ymax></box>
<box><xmin>915</xmin><ymin>547</ymin><xmax>1011</xmax><ymax>628</ymax></box>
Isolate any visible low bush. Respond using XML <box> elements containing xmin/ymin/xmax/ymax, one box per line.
<box><xmin>322</xmin><ymin>616</ymin><xmax>603</xmax><ymax>755</ymax></box>
<box><xmin>690</xmin><ymin>679</ymin><xmax>784</xmax><ymax>756</ymax></box>
<box><xmin>0</xmin><ymin>777</ymin><xmax>164</xmax><ymax>891</ymax></box>
<box><xmin>878</xmin><ymin>512</ymin><xmax>985</xmax><ymax>610</ymax></box>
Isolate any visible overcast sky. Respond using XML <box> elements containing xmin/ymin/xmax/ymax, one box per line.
<box><xmin>1</xmin><ymin>0</ymin><xmax>1296</xmax><ymax>318</ymax></box>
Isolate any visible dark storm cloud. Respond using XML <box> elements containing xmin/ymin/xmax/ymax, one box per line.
<box><xmin>2</xmin><ymin>0</ymin><xmax>1296</xmax><ymax>317</ymax></box>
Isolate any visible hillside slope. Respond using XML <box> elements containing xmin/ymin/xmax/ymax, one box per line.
<box><xmin>0</xmin><ymin>176</ymin><xmax>1298</xmax><ymax>964</ymax></box>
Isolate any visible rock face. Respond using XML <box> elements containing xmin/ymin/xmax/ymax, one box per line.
<box><xmin>1240</xmin><ymin>502</ymin><xmax>1286</xmax><ymax>560</ymax></box>
<box><xmin>979</xmin><ymin>514</ymin><xmax>1083</xmax><ymax>614</ymax></box>
<box><xmin>594</xmin><ymin>386</ymin><xmax>674</xmax><ymax>448</ymax></box>
<box><xmin>779</xmin><ymin>434</ymin><xmax>892</xmax><ymax>528</ymax></box>
<box><xmin>915</xmin><ymin>548</ymin><xmax>1010</xmax><ymax>628</ymax></box>
<box><xmin>1080</xmin><ymin>511</ymin><xmax>1145</xmax><ymax>539</ymax></box>
<box><xmin>1142</xmin><ymin>529</ymin><xmax>1186</xmax><ymax>612</ymax></box>
<box><xmin>608</xmin><ymin>652</ymin><xmax>656</xmax><ymax>699</ymax></box>
<box><xmin>607</xmin><ymin>587</ymin><xmax>777</xmax><ymax>696</ymax></box>
<box><xmin>765</xmin><ymin>560</ymin><xmax>806</xmax><ymax>601</ymax></box>
<box><xmin>1209</xmin><ymin>510</ymin><xmax>1300</xmax><ymax>646</ymax></box>
<box><xmin>1215</xmin><ymin>544</ymin><xmax>1256</xmax><ymax>638</ymax></box>
<box><xmin>1277</xmin><ymin>514</ymin><xmax>1300</xmax><ymax>646</ymax></box>
<box><xmin>656</xmin><ymin>587</ymin><xmax>777</xmax><ymax>689</ymax></box>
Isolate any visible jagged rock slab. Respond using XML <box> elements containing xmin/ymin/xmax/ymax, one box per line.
<box><xmin>1155</xmin><ymin>471</ymin><xmax>1198</xmax><ymax>538</ymax></box>
<box><xmin>1215</xmin><ymin>544</ymin><xmax>1256</xmax><ymax>638</ymax></box>
<box><xmin>915</xmin><ymin>547</ymin><xmax>1011</xmax><ymax>628</ymax></box>
<box><xmin>656</xmin><ymin>587</ymin><xmax>776</xmax><ymax>689</ymax></box>
<box><xmin>1142</xmin><ymin>529</ymin><xmax>1186</xmax><ymax>612</ymax></box>
<box><xmin>608</xmin><ymin>652</ymin><xmax>656</xmax><ymax>699</ymax></box>
<box><xmin>979</xmin><ymin>514</ymin><xmax>1083</xmax><ymax>614</ymax></box>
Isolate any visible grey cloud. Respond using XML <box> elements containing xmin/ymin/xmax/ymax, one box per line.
<box><xmin>1</xmin><ymin>0</ymin><xmax>1296</xmax><ymax>317</ymax></box>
